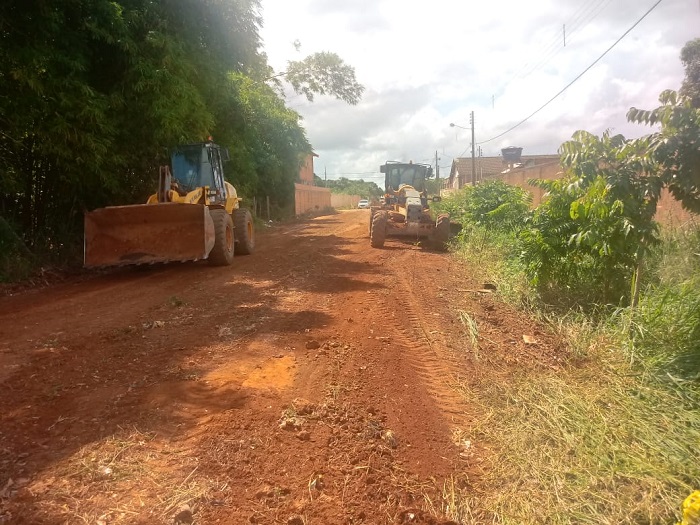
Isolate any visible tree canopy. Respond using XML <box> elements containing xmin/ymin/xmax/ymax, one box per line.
<box><xmin>680</xmin><ymin>38</ymin><xmax>700</xmax><ymax>108</ymax></box>
<box><xmin>283</xmin><ymin>52</ymin><xmax>364</xmax><ymax>105</ymax></box>
<box><xmin>321</xmin><ymin>177</ymin><xmax>383</xmax><ymax>198</ymax></box>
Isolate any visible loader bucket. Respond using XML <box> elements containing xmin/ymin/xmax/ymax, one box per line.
<box><xmin>84</xmin><ymin>203</ymin><xmax>215</xmax><ymax>268</ymax></box>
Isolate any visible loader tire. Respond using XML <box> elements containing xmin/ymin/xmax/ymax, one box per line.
<box><xmin>433</xmin><ymin>213</ymin><xmax>450</xmax><ymax>251</ymax></box>
<box><xmin>208</xmin><ymin>209</ymin><xmax>235</xmax><ymax>266</ymax></box>
<box><xmin>370</xmin><ymin>211</ymin><xmax>387</xmax><ymax>248</ymax></box>
<box><xmin>234</xmin><ymin>208</ymin><xmax>255</xmax><ymax>255</ymax></box>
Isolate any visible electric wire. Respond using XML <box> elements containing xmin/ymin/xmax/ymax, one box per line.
<box><xmin>495</xmin><ymin>0</ymin><xmax>616</xmax><ymax>101</ymax></box>
<box><xmin>478</xmin><ymin>0</ymin><xmax>665</xmax><ymax>146</ymax></box>
<box><xmin>567</xmin><ymin>0</ymin><xmax>615</xmax><ymax>44</ymax></box>
<box><xmin>494</xmin><ymin>0</ymin><xmax>601</xmax><ymax>97</ymax></box>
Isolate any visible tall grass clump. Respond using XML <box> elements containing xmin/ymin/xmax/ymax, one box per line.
<box><xmin>623</xmin><ymin>223</ymin><xmax>700</xmax><ymax>384</ymax></box>
<box><xmin>435</xmin><ymin>181</ymin><xmax>533</xmax><ymax>304</ymax></box>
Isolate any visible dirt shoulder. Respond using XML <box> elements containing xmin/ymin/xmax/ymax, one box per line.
<box><xmin>0</xmin><ymin>210</ymin><xmax>564</xmax><ymax>524</ymax></box>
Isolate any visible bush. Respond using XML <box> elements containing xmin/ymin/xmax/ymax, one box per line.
<box><xmin>519</xmin><ymin>131</ymin><xmax>659</xmax><ymax>308</ymax></box>
<box><xmin>436</xmin><ymin>180</ymin><xmax>531</xmax><ymax>233</ymax></box>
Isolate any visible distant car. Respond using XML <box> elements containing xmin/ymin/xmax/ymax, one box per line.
<box><xmin>357</xmin><ymin>199</ymin><xmax>370</xmax><ymax>209</ymax></box>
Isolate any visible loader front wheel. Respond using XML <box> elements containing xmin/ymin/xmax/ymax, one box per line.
<box><xmin>370</xmin><ymin>211</ymin><xmax>387</xmax><ymax>248</ymax></box>
<box><xmin>208</xmin><ymin>209</ymin><xmax>235</xmax><ymax>266</ymax></box>
<box><xmin>234</xmin><ymin>208</ymin><xmax>255</xmax><ymax>255</ymax></box>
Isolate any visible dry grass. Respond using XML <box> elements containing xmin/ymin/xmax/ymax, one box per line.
<box><xmin>26</xmin><ymin>426</ymin><xmax>219</xmax><ymax>524</ymax></box>
<box><xmin>458</xmin><ymin>310</ymin><xmax>480</xmax><ymax>359</ymax></box>
<box><xmin>449</xmin><ymin>343</ymin><xmax>700</xmax><ymax>524</ymax></box>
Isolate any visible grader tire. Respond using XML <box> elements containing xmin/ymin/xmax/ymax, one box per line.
<box><xmin>370</xmin><ymin>211</ymin><xmax>388</xmax><ymax>248</ymax></box>
<box><xmin>433</xmin><ymin>213</ymin><xmax>450</xmax><ymax>251</ymax></box>
<box><xmin>234</xmin><ymin>207</ymin><xmax>255</xmax><ymax>255</ymax></box>
<box><xmin>208</xmin><ymin>209</ymin><xmax>235</xmax><ymax>266</ymax></box>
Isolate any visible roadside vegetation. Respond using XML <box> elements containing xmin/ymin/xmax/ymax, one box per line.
<box><xmin>436</xmin><ymin>39</ymin><xmax>700</xmax><ymax>524</ymax></box>
<box><xmin>314</xmin><ymin>175</ymin><xmax>384</xmax><ymax>199</ymax></box>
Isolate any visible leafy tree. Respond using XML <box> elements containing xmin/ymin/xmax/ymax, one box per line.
<box><xmin>680</xmin><ymin>38</ymin><xmax>700</xmax><ymax>108</ymax></box>
<box><xmin>214</xmin><ymin>72</ymin><xmax>310</xmax><ymax>211</ymax></box>
<box><xmin>424</xmin><ymin>178</ymin><xmax>443</xmax><ymax>196</ymax></box>
<box><xmin>0</xmin><ymin>0</ymin><xmax>365</xmax><ymax>277</ymax></box>
<box><xmin>518</xmin><ymin>39</ymin><xmax>700</xmax><ymax>307</ymax></box>
<box><xmin>324</xmin><ymin>177</ymin><xmax>382</xmax><ymax>198</ymax></box>
<box><xmin>627</xmin><ymin>90</ymin><xmax>700</xmax><ymax>213</ymax></box>
<box><xmin>277</xmin><ymin>51</ymin><xmax>364</xmax><ymax>105</ymax></box>
<box><xmin>520</xmin><ymin>131</ymin><xmax>659</xmax><ymax>305</ymax></box>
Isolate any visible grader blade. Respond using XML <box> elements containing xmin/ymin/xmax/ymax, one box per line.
<box><xmin>84</xmin><ymin>203</ymin><xmax>215</xmax><ymax>268</ymax></box>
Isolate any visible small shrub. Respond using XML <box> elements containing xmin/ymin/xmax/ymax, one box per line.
<box><xmin>436</xmin><ymin>180</ymin><xmax>531</xmax><ymax>233</ymax></box>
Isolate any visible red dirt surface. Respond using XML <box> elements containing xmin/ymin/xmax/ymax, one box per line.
<box><xmin>0</xmin><ymin>210</ymin><xmax>563</xmax><ymax>524</ymax></box>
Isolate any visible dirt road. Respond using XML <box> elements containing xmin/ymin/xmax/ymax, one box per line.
<box><xmin>0</xmin><ymin>210</ymin><xmax>561</xmax><ymax>524</ymax></box>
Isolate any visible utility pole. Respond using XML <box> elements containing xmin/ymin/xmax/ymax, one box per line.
<box><xmin>435</xmin><ymin>150</ymin><xmax>439</xmax><ymax>181</ymax></box>
<box><xmin>470</xmin><ymin>111</ymin><xmax>476</xmax><ymax>186</ymax></box>
<box><xmin>324</xmin><ymin>166</ymin><xmax>327</xmax><ymax>187</ymax></box>
<box><xmin>478</xmin><ymin>146</ymin><xmax>483</xmax><ymax>183</ymax></box>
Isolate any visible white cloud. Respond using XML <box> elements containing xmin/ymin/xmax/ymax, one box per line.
<box><xmin>260</xmin><ymin>0</ymin><xmax>700</xmax><ymax>181</ymax></box>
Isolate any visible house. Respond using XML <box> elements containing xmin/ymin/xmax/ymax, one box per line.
<box><xmin>443</xmin><ymin>147</ymin><xmax>560</xmax><ymax>193</ymax></box>
<box><xmin>295</xmin><ymin>151</ymin><xmax>331</xmax><ymax>215</ymax></box>
<box><xmin>298</xmin><ymin>151</ymin><xmax>318</xmax><ymax>186</ymax></box>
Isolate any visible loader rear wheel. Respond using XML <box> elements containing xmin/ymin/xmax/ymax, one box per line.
<box><xmin>234</xmin><ymin>208</ymin><xmax>255</xmax><ymax>255</ymax></box>
<box><xmin>208</xmin><ymin>209</ymin><xmax>235</xmax><ymax>266</ymax></box>
<box><xmin>370</xmin><ymin>211</ymin><xmax>387</xmax><ymax>248</ymax></box>
<box><xmin>433</xmin><ymin>213</ymin><xmax>450</xmax><ymax>251</ymax></box>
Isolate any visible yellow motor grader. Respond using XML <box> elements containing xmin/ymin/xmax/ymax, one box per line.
<box><xmin>84</xmin><ymin>141</ymin><xmax>254</xmax><ymax>268</ymax></box>
<box><xmin>369</xmin><ymin>161</ymin><xmax>449</xmax><ymax>250</ymax></box>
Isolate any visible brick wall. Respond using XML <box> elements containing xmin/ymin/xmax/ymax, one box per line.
<box><xmin>331</xmin><ymin>194</ymin><xmax>361</xmax><ymax>209</ymax></box>
<box><xmin>294</xmin><ymin>183</ymin><xmax>331</xmax><ymax>215</ymax></box>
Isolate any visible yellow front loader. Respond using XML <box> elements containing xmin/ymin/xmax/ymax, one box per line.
<box><xmin>84</xmin><ymin>142</ymin><xmax>255</xmax><ymax>268</ymax></box>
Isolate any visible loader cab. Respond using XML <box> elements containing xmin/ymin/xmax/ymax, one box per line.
<box><xmin>170</xmin><ymin>142</ymin><xmax>229</xmax><ymax>203</ymax></box>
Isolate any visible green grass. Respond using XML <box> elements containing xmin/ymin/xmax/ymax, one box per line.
<box><xmin>451</xmin><ymin>225</ymin><xmax>533</xmax><ymax>308</ymax></box>
<box><xmin>446</xmin><ymin>221</ymin><xmax>700</xmax><ymax>524</ymax></box>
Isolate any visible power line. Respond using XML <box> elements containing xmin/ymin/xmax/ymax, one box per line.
<box><xmin>494</xmin><ymin>0</ymin><xmax>628</xmax><ymax>104</ymax></box>
<box><xmin>494</xmin><ymin>0</ymin><xmax>603</xmax><ymax>99</ymax></box>
<box><xmin>478</xmin><ymin>0</ymin><xmax>665</xmax><ymax>146</ymax></box>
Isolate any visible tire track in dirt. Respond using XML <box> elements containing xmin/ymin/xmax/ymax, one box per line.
<box><xmin>371</xmin><ymin>252</ymin><xmax>471</xmax><ymax>424</ymax></box>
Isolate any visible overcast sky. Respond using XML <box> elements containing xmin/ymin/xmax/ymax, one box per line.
<box><xmin>259</xmin><ymin>0</ymin><xmax>699</xmax><ymax>183</ymax></box>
